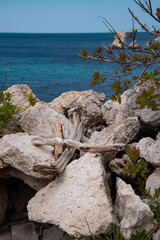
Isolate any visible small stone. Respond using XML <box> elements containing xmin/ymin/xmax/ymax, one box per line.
<box><xmin>11</xmin><ymin>223</ymin><xmax>37</xmax><ymax>240</ymax></box>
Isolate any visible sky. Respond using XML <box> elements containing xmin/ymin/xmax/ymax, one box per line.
<box><xmin>0</xmin><ymin>0</ymin><xmax>159</xmax><ymax>33</ymax></box>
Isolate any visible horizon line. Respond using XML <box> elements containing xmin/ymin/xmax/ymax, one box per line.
<box><xmin>0</xmin><ymin>30</ymin><xmax>146</xmax><ymax>34</ymax></box>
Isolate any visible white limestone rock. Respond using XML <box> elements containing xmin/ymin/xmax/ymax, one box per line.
<box><xmin>153</xmin><ymin>229</ymin><xmax>160</xmax><ymax>240</ymax></box>
<box><xmin>89</xmin><ymin>117</ymin><xmax>139</xmax><ymax>163</ymax></box>
<box><xmin>114</xmin><ymin>178</ymin><xmax>155</xmax><ymax>239</ymax></box>
<box><xmin>49</xmin><ymin>90</ymin><xmax>105</xmax><ymax>129</ymax></box>
<box><xmin>90</xmin><ymin>117</ymin><xmax>140</xmax><ymax>145</ymax></box>
<box><xmin>0</xmin><ymin>133</ymin><xmax>55</xmax><ymax>179</ymax></box>
<box><xmin>146</xmin><ymin>168</ymin><xmax>160</xmax><ymax>196</ymax></box>
<box><xmin>155</xmin><ymin>36</ymin><xmax>160</xmax><ymax>45</ymax></box>
<box><xmin>27</xmin><ymin>153</ymin><xmax>117</xmax><ymax>237</ymax></box>
<box><xmin>5</xmin><ymin>84</ymin><xmax>38</xmax><ymax>109</ymax></box>
<box><xmin>111</xmin><ymin>31</ymin><xmax>126</xmax><ymax>49</ymax></box>
<box><xmin>19</xmin><ymin>102</ymin><xmax>71</xmax><ymax>138</ymax></box>
<box><xmin>129</xmin><ymin>40</ymin><xmax>140</xmax><ymax>49</ymax></box>
<box><xmin>102</xmin><ymin>80</ymin><xmax>160</xmax><ymax>129</ymax></box>
<box><xmin>138</xmin><ymin>137</ymin><xmax>160</xmax><ymax>167</ymax></box>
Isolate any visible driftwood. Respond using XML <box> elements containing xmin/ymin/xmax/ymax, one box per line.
<box><xmin>52</xmin><ymin>120</ymin><xmax>63</xmax><ymax>161</ymax></box>
<box><xmin>32</xmin><ymin>113</ymin><xmax>125</xmax><ymax>177</ymax></box>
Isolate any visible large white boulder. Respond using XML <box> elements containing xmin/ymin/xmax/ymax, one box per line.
<box><xmin>0</xmin><ymin>133</ymin><xmax>54</xmax><ymax>179</ymax></box>
<box><xmin>114</xmin><ymin>178</ymin><xmax>155</xmax><ymax>239</ymax></box>
<box><xmin>27</xmin><ymin>153</ymin><xmax>117</xmax><ymax>237</ymax></box>
<box><xmin>19</xmin><ymin>102</ymin><xmax>71</xmax><ymax>138</ymax></box>
<box><xmin>49</xmin><ymin>90</ymin><xmax>105</xmax><ymax>129</ymax></box>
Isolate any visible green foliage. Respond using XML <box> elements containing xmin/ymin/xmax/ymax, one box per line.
<box><xmin>123</xmin><ymin>147</ymin><xmax>148</xmax><ymax>194</ymax></box>
<box><xmin>24</xmin><ymin>92</ymin><xmax>38</xmax><ymax>106</ymax></box>
<box><xmin>130</xmin><ymin>230</ymin><xmax>153</xmax><ymax>240</ymax></box>
<box><xmin>136</xmin><ymin>86</ymin><xmax>160</xmax><ymax>111</ymax></box>
<box><xmin>143</xmin><ymin>187</ymin><xmax>160</xmax><ymax>229</ymax></box>
<box><xmin>0</xmin><ymin>91</ymin><xmax>19</xmax><ymax>127</ymax></box>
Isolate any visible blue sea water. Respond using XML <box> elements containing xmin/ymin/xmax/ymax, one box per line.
<box><xmin>0</xmin><ymin>32</ymin><xmax>154</xmax><ymax>102</ymax></box>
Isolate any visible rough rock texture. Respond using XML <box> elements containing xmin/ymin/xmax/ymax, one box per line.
<box><xmin>146</xmin><ymin>168</ymin><xmax>160</xmax><ymax>196</ymax></box>
<box><xmin>102</xmin><ymin>80</ymin><xmax>160</xmax><ymax>129</ymax></box>
<box><xmin>114</xmin><ymin>178</ymin><xmax>155</xmax><ymax>239</ymax></box>
<box><xmin>12</xmin><ymin>223</ymin><xmax>37</xmax><ymax>240</ymax></box>
<box><xmin>0</xmin><ymin>133</ymin><xmax>55</xmax><ymax>178</ymax></box>
<box><xmin>111</xmin><ymin>31</ymin><xmax>126</xmax><ymax>49</ymax></box>
<box><xmin>137</xmin><ymin>137</ymin><xmax>160</xmax><ymax>167</ymax></box>
<box><xmin>0</xmin><ymin>184</ymin><xmax>8</xmax><ymax>224</ymax></box>
<box><xmin>5</xmin><ymin>84</ymin><xmax>38</xmax><ymax>109</ymax></box>
<box><xmin>0</xmin><ymin>167</ymin><xmax>51</xmax><ymax>191</ymax></box>
<box><xmin>42</xmin><ymin>226</ymin><xmax>74</xmax><ymax>240</ymax></box>
<box><xmin>49</xmin><ymin>90</ymin><xmax>105</xmax><ymax>129</ymax></box>
<box><xmin>0</xmin><ymin>229</ymin><xmax>10</xmax><ymax>240</ymax></box>
<box><xmin>129</xmin><ymin>40</ymin><xmax>140</xmax><ymax>49</ymax></box>
<box><xmin>108</xmin><ymin>154</ymin><xmax>131</xmax><ymax>178</ymax></box>
<box><xmin>89</xmin><ymin>117</ymin><xmax>139</xmax><ymax>163</ymax></box>
<box><xmin>27</xmin><ymin>153</ymin><xmax>117</xmax><ymax>237</ymax></box>
<box><xmin>19</xmin><ymin>102</ymin><xmax>71</xmax><ymax>138</ymax></box>
<box><xmin>153</xmin><ymin>229</ymin><xmax>160</xmax><ymax>240</ymax></box>
<box><xmin>90</xmin><ymin>117</ymin><xmax>140</xmax><ymax>145</ymax></box>
<box><xmin>155</xmin><ymin>36</ymin><xmax>160</xmax><ymax>45</ymax></box>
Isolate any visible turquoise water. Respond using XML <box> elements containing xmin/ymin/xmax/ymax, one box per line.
<box><xmin>0</xmin><ymin>32</ymin><xmax>154</xmax><ymax>102</ymax></box>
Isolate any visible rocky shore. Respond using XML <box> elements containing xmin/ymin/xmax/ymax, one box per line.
<box><xmin>0</xmin><ymin>81</ymin><xmax>160</xmax><ymax>239</ymax></box>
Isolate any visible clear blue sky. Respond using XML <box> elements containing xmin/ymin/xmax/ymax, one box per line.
<box><xmin>0</xmin><ymin>0</ymin><xmax>159</xmax><ymax>33</ymax></box>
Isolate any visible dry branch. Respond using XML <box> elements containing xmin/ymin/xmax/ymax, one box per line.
<box><xmin>52</xmin><ymin>120</ymin><xmax>63</xmax><ymax>160</ymax></box>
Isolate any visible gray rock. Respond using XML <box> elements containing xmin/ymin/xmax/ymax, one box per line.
<box><xmin>0</xmin><ymin>133</ymin><xmax>55</xmax><ymax>179</ymax></box>
<box><xmin>42</xmin><ymin>225</ymin><xmax>73</xmax><ymax>240</ymax></box>
<box><xmin>146</xmin><ymin>168</ymin><xmax>160</xmax><ymax>196</ymax></box>
<box><xmin>0</xmin><ymin>184</ymin><xmax>8</xmax><ymax>224</ymax></box>
<box><xmin>11</xmin><ymin>223</ymin><xmax>37</xmax><ymax>240</ymax></box>
<box><xmin>19</xmin><ymin>102</ymin><xmax>71</xmax><ymax>138</ymax></box>
<box><xmin>114</xmin><ymin>178</ymin><xmax>155</xmax><ymax>239</ymax></box>
<box><xmin>90</xmin><ymin>117</ymin><xmax>140</xmax><ymax>163</ymax></box>
<box><xmin>5</xmin><ymin>84</ymin><xmax>38</xmax><ymax>109</ymax></box>
<box><xmin>111</xmin><ymin>31</ymin><xmax>126</xmax><ymax>49</ymax></box>
<box><xmin>49</xmin><ymin>90</ymin><xmax>105</xmax><ymax>129</ymax></box>
<box><xmin>90</xmin><ymin>117</ymin><xmax>139</xmax><ymax>145</ymax></box>
<box><xmin>153</xmin><ymin>229</ymin><xmax>160</xmax><ymax>240</ymax></box>
<box><xmin>108</xmin><ymin>154</ymin><xmax>131</xmax><ymax>177</ymax></box>
<box><xmin>102</xmin><ymin>80</ymin><xmax>160</xmax><ymax>129</ymax></box>
<box><xmin>138</xmin><ymin>137</ymin><xmax>160</xmax><ymax>167</ymax></box>
<box><xmin>0</xmin><ymin>229</ymin><xmax>10</xmax><ymax>240</ymax></box>
<box><xmin>27</xmin><ymin>153</ymin><xmax>117</xmax><ymax>237</ymax></box>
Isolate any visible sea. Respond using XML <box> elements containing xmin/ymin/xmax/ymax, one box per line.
<box><xmin>0</xmin><ymin>32</ymin><xmax>155</xmax><ymax>102</ymax></box>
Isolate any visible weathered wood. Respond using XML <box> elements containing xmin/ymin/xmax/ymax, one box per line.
<box><xmin>32</xmin><ymin>112</ymin><xmax>125</xmax><ymax>177</ymax></box>
<box><xmin>32</xmin><ymin>137</ymin><xmax>125</xmax><ymax>153</ymax></box>
<box><xmin>52</xmin><ymin>120</ymin><xmax>63</xmax><ymax>160</ymax></box>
